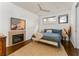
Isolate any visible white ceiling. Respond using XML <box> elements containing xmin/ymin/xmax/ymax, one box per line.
<box><xmin>12</xmin><ymin>2</ymin><xmax>74</xmax><ymax>16</ymax></box>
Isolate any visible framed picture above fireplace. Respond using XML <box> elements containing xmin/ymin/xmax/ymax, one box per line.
<box><xmin>10</xmin><ymin>17</ymin><xmax>26</xmax><ymax>30</ymax></box>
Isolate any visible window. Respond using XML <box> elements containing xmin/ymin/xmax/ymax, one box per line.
<box><xmin>48</xmin><ymin>17</ymin><xmax>56</xmax><ymax>23</ymax></box>
<box><xmin>58</xmin><ymin>15</ymin><xmax>68</xmax><ymax>24</ymax></box>
<box><xmin>43</xmin><ymin>18</ymin><xmax>47</xmax><ymax>24</ymax></box>
<box><xmin>43</xmin><ymin>18</ymin><xmax>47</xmax><ymax>22</ymax></box>
<box><xmin>43</xmin><ymin>16</ymin><xmax>56</xmax><ymax>24</ymax></box>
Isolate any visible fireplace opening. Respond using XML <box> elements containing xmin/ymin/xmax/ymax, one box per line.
<box><xmin>12</xmin><ymin>34</ymin><xmax>24</xmax><ymax>44</ymax></box>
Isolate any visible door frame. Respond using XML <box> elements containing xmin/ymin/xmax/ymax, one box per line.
<box><xmin>75</xmin><ymin>2</ymin><xmax>79</xmax><ymax>49</ymax></box>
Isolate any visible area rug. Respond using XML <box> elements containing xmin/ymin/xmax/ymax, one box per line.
<box><xmin>9</xmin><ymin>42</ymin><xmax>67</xmax><ymax>56</ymax></box>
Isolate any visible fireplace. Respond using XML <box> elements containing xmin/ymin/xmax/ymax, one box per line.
<box><xmin>8</xmin><ymin>30</ymin><xmax>26</xmax><ymax>46</ymax></box>
<box><xmin>12</xmin><ymin>34</ymin><xmax>24</xmax><ymax>44</ymax></box>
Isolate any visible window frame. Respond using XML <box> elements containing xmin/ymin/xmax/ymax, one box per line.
<box><xmin>42</xmin><ymin>16</ymin><xmax>56</xmax><ymax>24</ymax></box>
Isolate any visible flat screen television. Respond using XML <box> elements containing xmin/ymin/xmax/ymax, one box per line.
<box><xmin>10</xmin><ymin>17</ymin><xmax>26</xmax><ymax>30</ymax></box>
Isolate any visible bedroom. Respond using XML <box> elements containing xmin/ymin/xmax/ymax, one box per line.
<box><xmin>0</xmin><ymin>2</ymin><xmax>79</xmax><ymax>56</ymax></box>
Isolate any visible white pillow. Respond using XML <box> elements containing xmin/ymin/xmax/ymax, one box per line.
<box><xmin>46</xmin><ymin>30</ymin><xmax>52</xmax><ymax>33</ymax></box>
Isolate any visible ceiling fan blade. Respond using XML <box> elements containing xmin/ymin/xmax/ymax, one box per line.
<box><xmin>37</xmin><ymin>3</ymin><xmax>50</xmax><ymax>12</ymax></box>
<box><xmin>37</xmin><ymin>3</ymin><xmax>42</xmax><ymax>10</ymax></box>
<box><xmin>41</xmin><ymin>9</ymin><xmax>50</xmax><ymax>12</ymax></box>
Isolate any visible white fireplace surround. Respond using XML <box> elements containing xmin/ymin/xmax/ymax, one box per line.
<box><xmin>8</xmin><ymin>30</ymin><xmax>26</xmax><ymax>46</ymax></box>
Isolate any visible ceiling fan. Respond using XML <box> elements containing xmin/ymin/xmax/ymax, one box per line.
<box><xmin>37</xmin><ymin>3</ymin><xmax>50</xmax><ymax>12</ymax></box>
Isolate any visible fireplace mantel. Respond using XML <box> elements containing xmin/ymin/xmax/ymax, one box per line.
<box><xmin>9</xmin><ymin>30</ymin><xmax>25</xmax><ymax>35</ymax></box>
<box><xmin>8</xmin><ymin>30</ymin><xmax>26</xmax><ymax>46</ymax></box>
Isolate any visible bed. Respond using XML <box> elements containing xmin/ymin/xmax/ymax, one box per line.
<box><xmin>42</xmin><ymin>29</ymin><xmax>62</xmax><ymax>47</ymax></box>
<box><xmin>32</xmin><ymin>29</ymin><xmax>62</xmax><ymax>47</ymax></box>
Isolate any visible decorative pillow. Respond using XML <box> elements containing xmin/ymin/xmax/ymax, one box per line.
<box><xmin>46</xmin><ymin>30</ymin><xmax>52</xmax><ymax>33</ymax></box>
<box><xmin>44</xmin><ymin>29</ymin><xmax>52</xmax><ymax>33</ymax></box>
<box><xmin>52</xmin><ymin>29</ymin><xmax>60</xmax><ymax>33</ymax></box>
<box><xmin>52</xmin><ymin>29</ymin><xmax>62</xmax><ymax>35</ymax></box>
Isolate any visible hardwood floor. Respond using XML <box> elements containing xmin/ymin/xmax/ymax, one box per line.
<box><xmin>6</xmin><ymin>40</ymin><xmax>31</xmax><ymax>55</ymax></box>
<box><xmin>61</xmin><ymin>40</ymin><xmax>78</xmax><ymax>56</ymax></box>
<box><xmin>6</xmin><ymin>39</ymin><xmax>79</xmax><ymax>56</ymax></box>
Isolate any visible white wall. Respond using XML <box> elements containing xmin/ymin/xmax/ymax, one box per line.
<box><xmin>70</xmin><ymin>3</ymin><xmax>77</xmax><ymax>48</ymax></box>
<box><xmin>0</xmin><ymin>2</ymin><xmax>39</xmax><ymax>47</ymax></box>
<box><xmin>39</xmin><ymin>10</ymin><xmax>71</xmax><ymax>33</ymax></box>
